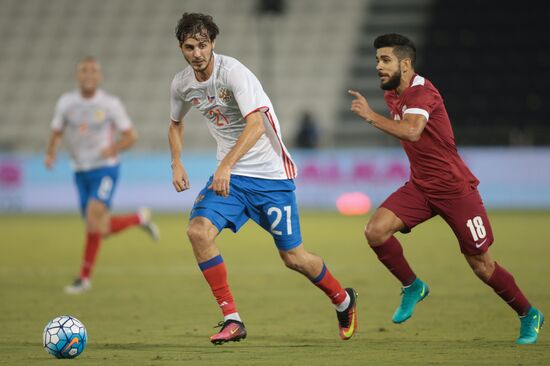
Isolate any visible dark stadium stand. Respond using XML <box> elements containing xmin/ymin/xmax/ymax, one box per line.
<box><xmin>421</xmin><ymin>1</ymin><xmax>550</xmax><ymax>145</ymax></box>
<box><xmin>339</xmin><ymin>0</ymin><xmax>550</xmax><ymax>146</ymax></box>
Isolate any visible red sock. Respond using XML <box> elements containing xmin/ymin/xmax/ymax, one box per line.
<box><xmin>80</xmin><ymin>232</ymin><xmax>101</xmax><ymax>279</ymax></box>
<box><xmin>312</xmin><ymin>263</ymin><xmax>347</xmax><ymax>305</ymax></box>
<box><xmin>486</xmin><ymin>262</ymin><xmax>531</xmax><ymax>315</ymax></box>
<box><xmin>199</xmin><ymin>255</ymin><xmax>237</xmax><ymax>316</ymax></box>
<box><xmin>371</xmin><ymin>236</ymin><xmax>416</xmax><ymax>286</ymax></box>
<box><xmin>109</xmin><ymin>213</ymin><xmax>141</xmax><ymax>234</ymax></box>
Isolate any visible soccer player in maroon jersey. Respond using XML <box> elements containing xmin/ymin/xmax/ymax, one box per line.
<box><xmin>348</xmin><ymin>33</ymin><xmax>543</xmax><ymax>344</ymax></box>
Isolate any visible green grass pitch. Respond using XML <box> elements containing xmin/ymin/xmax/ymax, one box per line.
<box><xmin>1</xmin><ymin>211</ymin><xmax>549</xmax><ymax>365</ymax></box>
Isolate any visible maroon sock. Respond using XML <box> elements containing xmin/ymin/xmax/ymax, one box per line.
<box><xmin>486</xmin><ymin>262</ymin><xmax>531</xmax><ymax>316</ymax></box>
<box><xmin>371</xmin><ymin>236</ymin><xmax>416</xmax><ymax>286</ymax></box>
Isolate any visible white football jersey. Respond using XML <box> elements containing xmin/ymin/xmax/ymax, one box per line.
<box><xmin>170</xmin><ymin>53</ymin><xmax>297</xmax><ymax>180</ymax></box>
<box><xmin>51</xmin><ymin>89</ymin><xmax>132</xmax><ymax>171</ymax></box>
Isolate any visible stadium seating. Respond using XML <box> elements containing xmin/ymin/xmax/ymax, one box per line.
<box><xmin>0</xmin><ymin>0</ymin><xmax>365</xmax><ymax>151</ymax></box>
<box><xmin>1</xmin><ymin>0</ymin><xmax>548</xmax><ymax>151</ymax></box>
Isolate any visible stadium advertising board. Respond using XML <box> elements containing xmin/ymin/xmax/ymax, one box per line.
<box><xmin>1</xmin><ymin>148</ymin><xmax>549</xmax><ymax>212</ymax></box>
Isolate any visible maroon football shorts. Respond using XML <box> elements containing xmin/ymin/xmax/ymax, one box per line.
<box><xmin>380</xmin><ymin>181</ymin><xmax>494</xmax><ymax>255</ymax></box>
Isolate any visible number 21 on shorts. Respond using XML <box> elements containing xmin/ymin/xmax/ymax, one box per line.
<box><xmin>268</xmin><ymin>206</ymin><xmax>292</xmax><ymax>236</ymax></box>
<box><xmin>466</xmin><ymin>215</ymin><xmax>486</xmax><ymax>241</ymax></box>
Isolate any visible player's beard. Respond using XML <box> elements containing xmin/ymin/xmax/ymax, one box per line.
<box><xmin>188</xmin><ymin>51</ymin><xmax>214</xmax><ymax>73</ymax></box>
<box><xmin>380</xmin><ymin>68</ymin><xmax>401</xmax><ymax>91</ymax></box>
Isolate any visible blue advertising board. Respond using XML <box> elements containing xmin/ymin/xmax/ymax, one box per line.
<box><xmin>1</xmin><ymin>148</ymin><xmax>549</xmax><ymax>212</ymax></box>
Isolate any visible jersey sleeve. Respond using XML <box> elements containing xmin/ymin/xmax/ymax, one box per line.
<box><xmin>111</xmin><ymin>97</ymin><xmax>133</xmax><ymax>131</ymax></box>
<box><xmin>226</xmin><ymin>63</ymin><xmax>269</xmax><ymax>118</ymax></box>
<box><xmin>170</xmin><ymin>75</ymin><xmax>191</xmax><ymax>122</ymax></box>
<box><xmin>402</xmin><ymin>87</ymin><xmax>438</xmax><ymax>120</ymax></box>
<box><xmin>50</xmin><ymin>96</ymin><xmax>67</xmax><ymax>131</ymax></box>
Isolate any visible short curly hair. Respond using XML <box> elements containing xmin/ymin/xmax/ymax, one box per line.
<box><xmin>175</xmin><ymin>13</ymin><xmax>220</xmax><ymax>46</ymax></box>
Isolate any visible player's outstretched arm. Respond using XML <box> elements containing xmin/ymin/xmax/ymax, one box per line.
<box><xmin>44</xmin><ymin>130</ymin><xmax>63</xmax><ymax>170</ymax></box>
<box><xmin>209</xmin><ymin>111</ymin><xmax>266</xmax><ymax>197</ymax></box>
<box><xmin>168</xmin><ymin>119</ymin><xmax>190</xmax><ymax>192</ymax></box>
<box><xmin>348</xmin><ymin>90</ymin><xmax>427</xmax><ymax>142</ymax></box>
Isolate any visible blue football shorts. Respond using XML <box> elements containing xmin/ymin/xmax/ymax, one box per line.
<box><xmin>74</xmin><ymin>165</ymin><xmax>119</xmax><ymax>215</ymax></box>
<box><xmin>190</xmin><ymin>174</ymin><xmax>303</xmax><ymax>251</ymax></box>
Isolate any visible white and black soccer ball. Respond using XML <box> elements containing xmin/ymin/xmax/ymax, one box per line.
<box><xmin>43</xmin><ymin>315</ymin><xmax>87</xmax><ymax>359</ymax></box>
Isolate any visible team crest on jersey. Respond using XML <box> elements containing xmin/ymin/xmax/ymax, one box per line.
<box><xmin>218</xmin><ymin>87</ymin><xmax>233</xmax><ymax>104</ymax></box>
<box><xmin>94</xmin><ymin>109</ymin><xmax>106</xmax><ymax>123</ymax></box>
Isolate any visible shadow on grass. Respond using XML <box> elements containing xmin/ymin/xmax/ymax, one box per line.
<box><xmin>91</xmin><ymin>342</ymin><xmax>336</xmax><ymax>351</ymax></box>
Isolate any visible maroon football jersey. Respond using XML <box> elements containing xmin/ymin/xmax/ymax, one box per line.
<box><xmin>383</xmin><ymin>74</ymin><xmax>479</xmax><ymax>198</ymax></box>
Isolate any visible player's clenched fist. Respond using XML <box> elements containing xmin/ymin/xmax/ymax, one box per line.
<box><xmin>171</xmin><ymin>161</ymin><xmax>190</xmax><ymax>192</ymax></box>
<box><xmin>348</xmin><ymin>90</ymin><xmax>373</xmax><ymax>122</ymax></box>
<box><xmin>209</xmin><ymin>164</ymin><xmax>231</xmax><ymax>197</ymax></box>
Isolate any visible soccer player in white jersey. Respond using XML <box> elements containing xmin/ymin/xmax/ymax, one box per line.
<box><xmin>168</xmin><ymin>13</ymin><xmax>358</xmax><ymax>344</ymax></box>
<box><xmin>45</xmin><ymin>57</ymin><xmax>160</xmax><ymax>294</ymax></box>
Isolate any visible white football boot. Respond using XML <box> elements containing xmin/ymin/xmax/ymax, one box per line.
<box><xmin>138</xmin><ymin>207</ymin><xmax>160</xmax><ymax>242</ymax></box>
<box><xmin>64</xmin><ymin>278</ymin><xmax>91</xmax><ymax>295</ymax></box>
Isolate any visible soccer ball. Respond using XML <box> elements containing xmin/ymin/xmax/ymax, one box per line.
<box><xmin>43</xmin><ymin>315</ymin><xmax>87</xmax><ymax>359</ymax></box>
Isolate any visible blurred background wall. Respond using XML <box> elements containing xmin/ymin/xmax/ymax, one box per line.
<box><xmin>1</xmin><ymin>0</ymin><xmax>549</xmax><ymax>212</ymax></box>
<box><xmin>0</xmin><ymin>0</ymin><xmax>365</xmax><ymax>151</ymax></box>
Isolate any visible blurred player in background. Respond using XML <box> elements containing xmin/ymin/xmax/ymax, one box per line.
<box><xmin>45</xmin><ymin>56</ymin><xmax>160</xmax><ymax>295</ymax></box>
<box><xmin>349</xmin><ymin>33</ymin><xmax>543</xmax><ymax>344</ymax></box>
<box><xmin>169</xmin><ymin>13</ymin><xmax>357</xmax><ymax>344</ymax></box>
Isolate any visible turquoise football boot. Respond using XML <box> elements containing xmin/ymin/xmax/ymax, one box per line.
<box><xmin>516</xmin><ymin>307</ymin><xmax>544</xmax><ymax>345</ymax></box>
<box><xmin>392</xmin><ymin>278</ymin><xmax>429</xmax><ymax>324</ymax></box>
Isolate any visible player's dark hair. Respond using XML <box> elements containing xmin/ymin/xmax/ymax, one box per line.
<box><xmin>175</xmin><ymin>13</ymin><xmax>219</xmax><ymax>46</ymax></box>
<box><xmin>374</xmin><ymin>33</ymin><xmax>416</xmax><ymax>66</ymax></box>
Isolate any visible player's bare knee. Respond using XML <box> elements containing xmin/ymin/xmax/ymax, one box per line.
<box><xmin>279</xmin><ymin>251</ymin><xmax>296</xmax><ymax>269</ymax></box>
<box><xmin>186</xmin><ymin>222</ymin><xmax>209</xmax><ymax>244</ymax></box>
<box><xmin>85</xmin><ymin>201</ymin><xmax>107</xmax><ymax>231</ymax></box>
<box><xmin>85</xmin><ymin>213</ymin><xmax>101</xmax><ymax>232</ymax></box>
<box><xmin>365</xmin><ymin>221</ymin><xmax>389</xmax><ymax>246</ymax></box>
<box><xmin>280</xmin><ymin>251</ymin><xmax>304</xmax><ymax>272</ymax></box>
<box><xmin>285</xmin><ymin>260</ymin><xmax>303</xmax><ymax>272</ymax></box>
